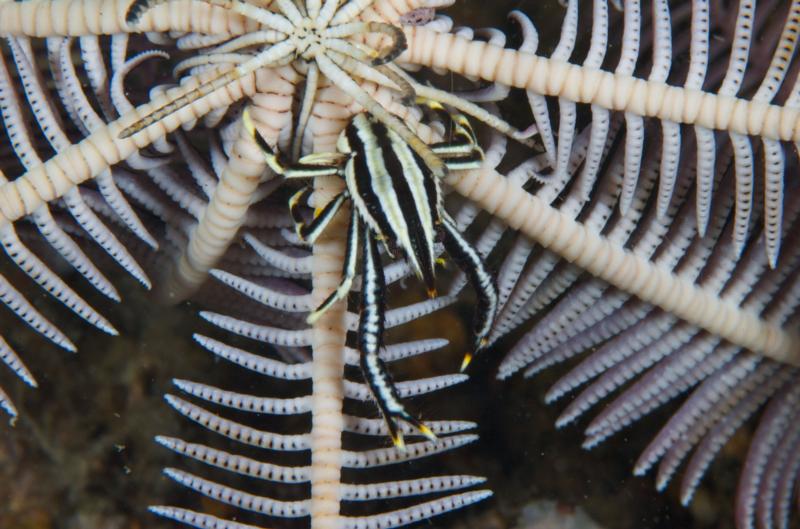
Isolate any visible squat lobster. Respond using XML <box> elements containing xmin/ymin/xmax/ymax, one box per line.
<box><xmin>243</xmin><ymin>102</ymin><xmax>498</xmax><ymax>448</ymax></box>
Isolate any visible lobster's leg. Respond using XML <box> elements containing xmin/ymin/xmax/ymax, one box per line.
<box><xmin>441</xmin><ymin>216</ymin><xmax>498</xmax><ymax>371</ymax></box>
<box><xmin>359</xmin><ymin>227</ymin><xmax>436</xmax><ymax>449</ymax></box>
<box><xmin>307</xmin><ymin>207</ymin><xmax>361</xmax><ymax>324</ymax></box>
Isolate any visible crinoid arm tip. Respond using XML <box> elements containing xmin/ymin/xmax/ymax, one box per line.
<box><xmin>118</xmin><ymin>122</ymin><xmax>140</xmax><ymax>139</ymax></box>
<box><xmin>367</xmin><ymin>23</ymin><xmax>408</xmax><ymax>66</ymax></box>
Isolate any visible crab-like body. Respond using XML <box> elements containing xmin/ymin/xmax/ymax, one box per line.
<box><xmin>245</xmin><ymin>104</ymin><xmax>497</xmax><ymax>447</ymax></box>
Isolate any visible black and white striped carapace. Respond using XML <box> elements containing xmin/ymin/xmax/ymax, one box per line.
<box><xmin>244</xmin><ymin>102</ymin><xmax>498</xmax><ymax>448</ymax></box>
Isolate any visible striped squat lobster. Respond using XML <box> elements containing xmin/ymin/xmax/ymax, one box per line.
<box><xmin>243</xmin><ymin>101</ymin><xmax>498</xmax><ymax>448</ymax></box>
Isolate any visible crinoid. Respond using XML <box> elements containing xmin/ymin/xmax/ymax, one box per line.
<box><xmin>0</xmin><ymin>0</ymin><xmax>454</xmax><ymax>418</ymax></box>
<box><xmin>2</xmin><ymin>0</ymin><xmax>800</xmax><ymax>529</ymax></box>
<box><xmin>0</xmin><ymin>1</ymin><xmax>517</xmax><ymax>528</ymax></box>
<box><xmin>462</xmin><ymin>2</ymin><xmax>800</xmax><ymax>528</ymax></box>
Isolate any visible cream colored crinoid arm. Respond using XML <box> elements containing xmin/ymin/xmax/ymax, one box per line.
<box><xmin>162</xmin><ymin>67</ymin><xmax>299</xmax><ymax>300</ymax></box>
<box><xmin>307</xmin><ymin>176</ymin><xmax>349</xmax><ymax>529</ymax></box>
<box><xmin>0</xmin><ymin>0</ymin><xmax>252</xmax><ymax>37</ymax></box>
<box><xmin>163</xmin><ymin>112</ymin><xmax>268</xmax><ymax>301</ymax></box>
<box><xmin>301</xmin><ymin>84</ymin><xmax>442</xmax><ymax>529</ymax></box>
<box><xmin>402</xmin><ymin>26</ymin><xmax>800</xmax><ymax>143</ymax></box>
<box><xmin>449</xmin><ymin>166</ymin><xmax>800</xmax><ymax>368</ymax></box>
<box><xmin>397</xmin><ymin>24</ymin><xmax>800</xmax><ymax>366</ymax></box>
<box><xmin>0</xmin><ymin>69</ymin><xmax>257</xmax><ymax>232</ymax></box>
<box><xmin>301</xmin><ymin>101</ymin><xmax>350</xmax><ymax>529</ymax></box>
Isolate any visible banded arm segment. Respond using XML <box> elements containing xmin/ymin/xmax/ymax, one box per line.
<box><xmin>447</xmin><ymin>167</ymin><xmax>800</xmax><ymax>368</ymax></box>
<box><xmin>0</xmin><ymin>69</ymin><xmax>257</xmax><ymax>230</ymax></box>
<box><xmin>402</xmin><ymin>26</ymin><xmax>800</xmax><ymax>144</ymax></box>
<box><xmin>0</xmin><ymin>0</ymin><xmax>252</xmax><ymax>37</ymax></box>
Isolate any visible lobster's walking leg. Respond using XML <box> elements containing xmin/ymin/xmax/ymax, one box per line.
<box><xmin>359</xmin><ymin>228</ymin><xmax>436</xmax><ymax>448</ymax></box>
<box><xmin>441</xmin><ymin>217</ymin><xmax>498</xmax><ymax>371</ymax></box>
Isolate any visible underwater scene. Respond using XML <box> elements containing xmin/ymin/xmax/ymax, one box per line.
<box><xmin>0</xmin><ymin>0</ymin><xmax>798</xmax><ymax>528</ymax></box>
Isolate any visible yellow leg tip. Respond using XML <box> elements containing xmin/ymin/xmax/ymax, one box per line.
<box><xmin>427</xmin><ymin>288</ymin><xmax>437</xmax><ymax>299</ymax></box>
<box><xmin>391</xmin><ymin>432</ymin><xmax>406</xmax><ymax>451</ymax></box>
<box><xmin>460</xmin><ymin>353</ymin><xmax>473</xmax><ymax>372</ymax></box>
<box><xmin>418</xmin><ymin>423</ymin><xmax>438</xmax><ymax>443</ymax></box>
<box><xmin>242</xmin><ymin>108</ymin><xmax>255</xmax><ymax>135</ymax></box>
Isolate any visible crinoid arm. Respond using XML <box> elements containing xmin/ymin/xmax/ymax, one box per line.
<box><xmin>154</xmin><ymin>223</ymin><xmax>489</xmax><ymax>529</ymax></box>
<box><xmin>120</xmin><ymin>0</ymin><xmax>411</xmax><ymax>144</ymax></box>
<box><xmin>119</xmin><ymin>41</ymin><xmax>293</xmax><ymax>138</ymax></box>
<box><xmin>0</xmin><ymin>34</ymin><xmax>260</xmax><ymax>416</ymax></box>
<box><xmin>395</xmin><ymin>4</ymin><xmax>800</xmax><ymax>528</ymax></box>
